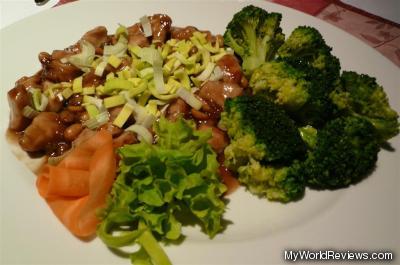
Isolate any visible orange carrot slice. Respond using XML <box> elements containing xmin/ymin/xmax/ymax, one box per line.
<box><xmin>36</xmin><ymin>130</ymin><xmax>116</xmax><ymax>238</ymax></box>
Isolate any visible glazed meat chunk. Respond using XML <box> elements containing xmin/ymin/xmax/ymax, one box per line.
<box><xmin>19</xmin><ymin>112</ymin><xmax>64</xmax><ymax>152</ymax></box>
<box><xmin>39</xmin><ymin>52</ymin><xmax>82</xmax><ymax>83</ymax></box>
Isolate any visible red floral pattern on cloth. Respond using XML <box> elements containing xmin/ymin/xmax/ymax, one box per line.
<box><xmin>55</xmin><ymin>0</ymin><xmax>399</xmax><ymax>67</ymax></box>
<box><xmin>317</xmin><ymin>3</ymin><xmax>400</xmax><ymax>66</ymax></box>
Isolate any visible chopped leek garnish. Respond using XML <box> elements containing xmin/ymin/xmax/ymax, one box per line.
<box><xmin>149</xmin><ymin>83</ymin><xmax>177</xmax><ymax>101</ymax></box>
<box><xmin>104</xmin><ymin>36</ymin><xmax>128</xmax><ymax>58</ymax></box>
<box><xmin>126</xmin><ymin>124</ymin><xmax>153</xmax><ymax>143</ymax></box>
<box><xmin>22</xmin><ymin>105</ymin><xmax>39</xmax><ymax>119</ymax></box>
<box><xmin>112</xmin><ymin>103</ymin><xmax>134</xmax><ymax>128</ymax></box>
<box><xmin>37</xmin><ymin>94</ymin><xmax>49</xmax><ymax>112</ymax></box>
<box><xmin>166</xmin><ymin>77</ymin><xmax>182</xmax><ymax>94</ymax></box>
<box><xmin>153</xmin><ymin>63</ymin><xmax>167</xmax><ymax>94</ymax></box>
<box><xmin>28</xmin><ymin>88</ymin><xmax>42</xmax><ymax>110</ymax></box>
<box><xmin>163</xmin><ymin>57</ymin><xmax>177</xmax><ymax>74</ymax></box>
<box><xmin>140</xmin><ymin>16</ymin><xmax>152</xmax><ymax>37</ymax></box>
<box><xmin>95</xmin><ymin>61</ymin><xmax>108</xmax><ymax>77</ymax></box>
<box><xmin>195</xmin><ymin>62</ymin><xmax>215</xmax><ymax>81</ymax></box>
<box><xmin>83</xmin><ymin>86</ymin><xmax>95</xmax><ymax>95</ymax></box>
<box><xmin>175</xmin><ymin>52</ymin><xmax>195</xmax><ymax>66</ymax></box>
<box><xmin>117</xmin><ymin>68</ymin><xmax>132</xmax><ymax>79</ymax></box>
<box><xmin>96</xmin><ymin>111</ymin><xmax>110</xmax><ymax>124</ymax></box>
<box><xmin>141</xmin><ymin>114</ymin><xmax>156</xmax><ymax>128</ymax></box>
<box><xmin>104</xmin><ymin>95</ymin><xmax>126</xmax><ymax>108</ymax></box>
<box><xmin>138</xmin><ymin>91</ymin><xmax>152</xmax><ymax>106</ymax></box>
<box><xmin>129</xmin><ymin>80</ymin><xmax>147</xmax><ymax>97</ymax></box>
<box><xmin>62</xmin><ymin>87</ymin><xmax>73</xmax><ymax>99</ymax></box>
<box><xmin>28</xmin><ymin>88</ymin><xmax>49</xmax><ymax>112</ymax></box>
<box><xmin>203</xmin><ymin>40</ymin><xmax>220</xmax><ymax>53</ymax></box>
<box><xmin>95</xmin><ymin>85</ymin><xmax>105</xmax><ymax>96</ymax></box>
<box><xmin>145</xmin><ymin>101</ymin><xmax>158</xmax><ymax>116</ymax></box>
<box><xmin>128</xmin><ymin>45</ymin><xmax>142</xmax><ymax>58</ymax></box>
<box><xmin>83</xmin><ymin>95</ymin><xmax>103</xmax><ymax>109</ymax></box>
<box><xmin>132</xmin><ymin>103</ymin><xmax>149</xmax><ymax>123</ymax></box>
<box><xmin>173</xmin><ymin>69</ymin><xmax>191</xmax><ymax>90</ymax></box>
<box><xmin>176</xmin><ymin>87</ymin><xmax>202</xmax><ymax>110</ymax></box>
<box><xmin>85</xmin><ymin>104</ymin><xmax>100</xmax><ymax>119</ymax></box>
<box><xmin>115</xmin><ymin>24</ymin><xmax>128</xmax><ymax>39</ymax></box>
<box><xmin>161</xmin><ymin>43</ymin><xmax>171</xmax><ymax>59</ymax></box>
<box><xmin>83</xmin><ymin>111</ymin><xmax>109</xmax><ymax>130</ymax></box>
<box><xmin>139</xmin><ymin>67</ymin><xmax>154</xmax><ymax>80</ymax></box>
<box><xmin>200</xmin><ymin>50</ymin><xmax>211</xmax><ymax>69</ymax></box>
<box><xmin>209</xmin><ymin>65</ymin><xmax>223</xmax><ymax>81</ymax></box>
<box><xmin>67</xmin><ymin>40</ymin><xmax>95</xmax><ymax>72</ymax></box>
<box><xmin>72</xmin><ymin>76</ymin><xmax>83</xmax><ymax>94</ymax></box>
<box><xmin>108</xmin><ymin>55</ymin><xmax>122</xmax><ymax>68</ymax></box>
<box><xmin>121</xmin><ymin>96</ymin><xmax>156</xmax><ymax>128</ymax></box>
<box><xmin>104</xmin><ymin>78</ymin><xmax>134</xmax><ymax>94</ymax></box>
<box><xmin>211</xmin><ymin>52</ymin><xmax>228</xmax><ymax>62</ymax></box>
<box><xmin>61</xmin><ymin>28</ymin><xmax>232</xmax><ymax>131</ymax></box>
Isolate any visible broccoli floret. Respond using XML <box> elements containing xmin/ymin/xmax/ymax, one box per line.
<box><xmin>221</xmin><ymin>95</ymin><xmax>306</xmax><ymax>202</ymax></box>
<box><xmin>278</xmin><ymin>26</ymin><xmax>324</xmax><ymax>55</ymax></box>
<box><xmin>277</xmin><ymin>26</ymin><xmax>341</xmax><ymax>85</ymax></box>
<box><xmin>222</xmin><ymin>95</ymin><xmax>306</xmax><ymax>164</ymax></box>
<box><xmin>248</xmin><ymin>60</ymin><xmax>338</xmax><ymax>127</ymax></box>
<box><xmin>331</xmin><ymin>71</ymin><xmax>399</xmax><ymax>142</ymax></box>
<box><xmin>223</xmin><ymin>5</ymin><xmax>285</xmax><ymax>76</ymax></box>
<box><xmin>272</xmin><ymin>26</ymin><xmax>342</xmax><ymax>127</ymax></box>
<box><xmin>249</xmin><ymin>61</ymin><xmax>310</xmax><ymax>111</ymax></box>
<box><xmin>238</xmin><ymin>159</ymin><xmax>305</xmax><ymax>202</ymax></box>
<box><xmin>292</xmin><ymin>74</ymin><xmax>340</xmax><ymax>128</ymax></box>
<box><xmin>304</xmin><ymin>116</ymin><xmax>380</xmax><ymax>189</ymax></box>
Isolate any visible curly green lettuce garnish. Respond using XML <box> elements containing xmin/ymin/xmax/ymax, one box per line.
<box><xmin>97</xmin><ymin>117</ymin><xmax>227</xmax><ymax>265</ymax></box>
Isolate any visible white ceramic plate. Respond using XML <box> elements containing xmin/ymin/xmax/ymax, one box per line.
<box><xmin>1</xmin><ymin>1</ymin><xmax>399</xmax><ymax>264</ymax></box>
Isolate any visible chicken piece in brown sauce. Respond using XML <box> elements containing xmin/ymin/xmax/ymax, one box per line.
<box><xmin>216</xmin><ymin>54</ymin><xmax>248</xmax><ymax>87</ymax></box>
<box><xmin>127</xmin><ymin>14</ymin><xmax>172</xmax><ymax>47</ymax></box>
<box><xmin>19</xmin><ymin>112</ymin><xmax>65</xmax><ymax>153</ymax></box>
<box><xmin>81</xmin><ymin>26</ymin><xmax>108</xmax><ymax>48</ymax></box>
<box><xmin>39</xmin><ymin>52</ymin><xmax>83</xmax><ymax>83</ymax></box>
<box><xmin>150</xmin><ymin>14</ymin><xmax>172</xmax><ymax>45</ymax></box>
<box><xmin>166</xmin><ymin>98</ymin><xmax>191</xmax><ymax>122</ymax></box>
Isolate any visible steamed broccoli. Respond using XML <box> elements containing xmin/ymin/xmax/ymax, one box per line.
<box><xmin>331</xmin><ymin>71</ymin><xmax>399</xmax><ymax>142</ymax></box>
<box><xmin>277</xmin><ymin>26</ymin><xmax>341</xmax><ymax>85</ymax></box>
<box><xmin>249</xmin><ymin>61</ymin><xmax>310</xmax><ymax>111</ymax></box>
<box><xmin>246</xmin><ymin>26</ymin><xmax>341</xmax><ymax>127</ymax></box>
<box><xmin>222</xmin><ymin>95</ymin><xmax>306</xmax><ymax>164</ymax></box>
<box><xmin>220</xmin><ymin>95</ymin><xmax>306</xmax><ymax>202</ymax></box>
<box><xmin>218</xmin><ymin>6</ymin><xmax>398</xmax><ymax>204</ymax></box>
<box><xmin>292</xmin><ymin>74</ymin><xmax>340</xmax><ymax>128</ymax></box>
<box><xmin>249</xmin><ymin>59</ymin><xmax>339</xmax><ymax>127</ymax></box>
<box><xmin>223</xmin><ymin>5</ymin><xmax>285</xmax><ymax>76</ymax></box>
<box><xmin>304</xmin><ymin>116</ymin><xmax>380</xmax><ymax>189</ymax></box>
<box><xmin>237</xmin><ymin>159</ymin><xmax>305</xmax><ymax>202</ymax></box>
